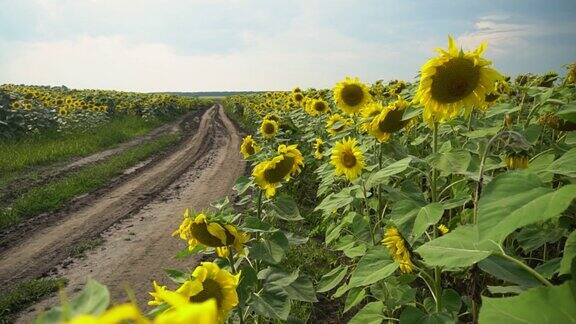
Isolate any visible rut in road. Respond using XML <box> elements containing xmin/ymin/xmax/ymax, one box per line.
<box><xmin>4</xmin><ymin>105</ymin><xmax>245</xmax><ymax>321</ymax></box>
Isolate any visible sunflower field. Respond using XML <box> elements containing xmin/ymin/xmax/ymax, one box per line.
<box><xmin>35</xmin><ymin>37</ymin><xmax>576</xmax><ymax>323</ymax></box>
<box><xmin>0</xmin><ymin>84</ymin><xmax>206</xmax><ymax>138</ymax></box>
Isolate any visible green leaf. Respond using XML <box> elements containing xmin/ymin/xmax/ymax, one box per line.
<box><xmin>242</xmin><ymin>216</ymin><xmax>273</xmax><ymax>232</ymax></box>
<box><xmin>560</xmin><ymin>230</ymin><xmax>576</xmax><ymax>275</ymax></box>
<box><xmin>516</xmin><ymin>224</ymin><xmax>566</xmax><ymax>253</ymax></box>
<box><xmin>548</xmin><ymin>147</ymin><xmax>576</xmax><ymax>177</ymax></box>
<box><xmin>370</xmin><ymin>277</ymin><xmax>415</xmax><ymax>311</ymax></box>
<box><xmin>441</xmin><ymin>289</ymin><xmax>462</xmax><ymax>313</ymax></box>
<box><xmin>478</xmin><ymin>171</ymin><xmax>576</xmax><ymax>243</ymax></box>
<box><xmin>399</xmin><ymin>306</ymin><xmax>454</xmax><ymax>324</ymax></box>
<box><xmin>344</xmin><ymin>287</ymin><xmax>366</xmax><ymax>313</ymax></box>
<box><xmin>317</xmin><ymin>265</ymin><xmax>349</xmax><ymax>293</ymax></box>
<box><xmin>164</xmin><ymin>269</ymin><xmax>188</xmax><ymax>284</ymax></box>
<box><xmin>412</xmin><ymin>202</ymin><xmax>444</xmax><ymax>239</ymax></box>
<box><xmin>258</xmin><ymin>267</ymin><xmax>299</xmax><ymax>287</ymax></box>
<box><xmin>250</xmin><ymin>231</ymin><xmax>289</xmax><ymax>265</ymax></box>
<box><xmin>270</xmin><ymin>194</ymin><xmax>303</xmax><ymax>221</ymax></box>
<box><xmin>366</xmin><ymin>157</ymin><xmax>413</xmax><ymax>189</ymax></box>
<box><xmin>557</xmin><ymin>103</ymin><xmax>576</xmax><ymax>123</ymax></box>
<box><xmin>462</xmin><ymin>126</ymin><xmax>501</xmax><ymax>139</ymax></box>
<box><xmin>478</xmin><ymin>255</ymin><xmax>541</xmax><ymax>288</ymax></box>
<box><xmin>69</xmin><ymin>279</ymin><xmax>110</xmax><ymax>316</ymax></box>
<box><xmin>348</xmin><ymin>246</ymin><xmax>398</xmax><ymax>287</ymax></box>
<box><xmin>535</xmin><ymin>257</ymin><xmax>561</xmax><ymax>279</ymax></box>
<box><xmin>281</xmin><ymin>275</ymin><xmax>318</xmax><ymax>302</ymax></box>
<box><xmin>315</xmin><ymin>185</ymin><xmax>360</xmax><ymax>214</ymax></box>
<box><xmin>249</xmin><ymin>287</ymin><xmax>290</xmax><ymax>321</ymax></box>
<box><xmin>429</xmin><ymin>149</ymin><xmax>471</xmax><ymax>175</ymax></box>
<box><xmin>233</xmin><ymin>175</ymin><xmax>252</xmax><ymax>195</ymax></box>
<box><xmin>528</xmin><ymin>153</ymin><xmax>555</xmax><ymax>182</ymax></box>
<box><xmin>479</xmin><ymin>282</ymin><xmax>576</xmax><ymax>323</ymax></box>
<box><xmin>349</xmin><ymin>301</ymin><xmax>385</xmax><ymax>324</ymax></box>
<box><xmin>415</xmin><ymin>226</ymin><xmax>499</xmax><ymax>269</ymax></box>
<box><xmin>487</xmin><ymin>285</ymin><xmax>524</xmax><ymax>295</ymax></box>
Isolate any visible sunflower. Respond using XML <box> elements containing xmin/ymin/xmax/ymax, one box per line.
<box><xmin>382</xmin><ymin>227</ymin><xmax>414</xmax><ymax>273</ymax></box>
<box><xmin>306</xmin><ymin>99</ymin><xmax>330</xmax><ymax>116</ymax></box>
<box><xmin>66</xmin><ymin>303</ymin><xmax>146</xmax><ymax>324</ymax></box>
<box><xmin>331</xmin><ymin>137</ymin><xmax>365</xmax><ymax>181</ymax></box>
<box><xmin>333</xmin><ymin>77</ymin><xmax>372</xmax><ymax>115</ymax></box>
<box><xmin>259</xmin><ymin>119</ymin><xmax>279</xmax><ymax>139</ymax></box>
<box><xmin>413</xmin><ymin>36</ymin><xmax>503</xmax><ymax>125</ymax></box>
<box><xmin>437</xmin><ymin>224</ymin><xmax>449</xmax><ymax>235</ymax></box>
<box><xmin>312</xmin><ymin>138</ymin><xmax>325</xmax><ymax>160</ymax></box>
<box><xmin>263</xmin><ymin>113</ymin><xmax>281</xmax><ymax>124</ymax></box>
<box><xmin>179</xmin><ymin>262</ymin><xmax>239</xmax><ymax>320</ymax></box>
<box><xmin>151</xmin><ymin>262</ymin><xmax>238</xmax><ymax>322</ymax></box>
<box><xmin>368</xmin><ymin>98</ymin><xmax>410</xmax><ymax>142</ymax></box>
<box><xmin>252</xmin><ymin>144</ymin><xmax>304</xmax><ymax>198</ymax></box>
<box><xmin>240</xmin><ymin>135</ymin><xmax>260</xmax><ymax>159</ymax></box>
<box><xmin>326</xmin><ymin>114</ymin><xmax>351</xmax><ymax>136</ymax></box>
<box><xmin>154</xmin><ymin>294</ymin><xmax>217</xmax><ymax>324</ymax></box>
<box><xmin>505</xmin><ymin>152</ymin><xmax>529</xmax><ymax>170</ymax></box>
<box><xmin>293</xmin><ymin>92</ymin><xmax>304</xmax><ymax>103</ymax></box>
<box><xmin>173</xmin><ymin>210</ymin><xmax>249</xmax><ymax>257</ymax></box>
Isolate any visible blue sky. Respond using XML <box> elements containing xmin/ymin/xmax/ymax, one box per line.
<box><xmin>0</xmin><ymin>0</ymin><xmax>575</xmax><ymax>91</ymax></box>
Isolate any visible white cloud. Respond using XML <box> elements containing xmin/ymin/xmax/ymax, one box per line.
<box><xmin>0</xmin><ymin>2</ymin><xmax>422</xmax><ymax>91</ymax></box>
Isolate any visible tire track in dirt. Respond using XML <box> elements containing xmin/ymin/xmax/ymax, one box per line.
<box><xmin>1</xmin><ymin>105</ymin><xmax>245</xmax><ymax>321</ymax></box>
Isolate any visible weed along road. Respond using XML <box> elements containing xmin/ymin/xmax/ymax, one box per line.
<box><xmin>0</xmin><ymin>105</ymin><xmax>245</xmax><ymax>321</ymax></box>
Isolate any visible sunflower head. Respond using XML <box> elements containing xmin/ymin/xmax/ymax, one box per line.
<box><xmin>306</xmin><ymin>99</ymin><xmax>330</xmax><ymax>116</ymax></box>
<box><xmin>312</xmin><ymin>138</ymin><xmax>325</xmax><ymax>160</ymax></box>
<box><xmin>293</xmin><ymin>92</ymin><xmax>304</xmax><ymax>103</ymax></box>
<box><xmin>151</xmin><ymin>262</ymin><xmax>237</xmax><ymax>322</ymax></box>
<box><xmin>173</xmin><ymin>209</ymin><xmax>248</xmax><ymax>257</ymax></box>
<box><xmin>333</xmin><ymin>77</ymin><xmax>372</xmax><ymax>115</ymax></box>
<box><xmin>437</xmin><ymin>224</ymin><xmax>449</xmax><ymax>235</ymax></box>
<box><xmin>381</xmin><ymin>227</ymin><xmax>413</xmax><ymax>273</ymax></box>
<box><xmin>331</xmin><ymin>137</ymin><xmax>365</xmax><ymax>181</ymax></box>
<box><xmin>252</xmin><ymin>144</ymin><xmax>304</xmax><ymax>198</ymax></box>
<box><xmin>505</xmin><ymin>151</ymin><xmax>530</xmax><ymax>170</ymax></box>
<box><xmin>240</xmin><ymin>135</ymin><xmax>260</xmax><ymax>159</ymax></box>
<box><xmin>259</xmin><ymin>119</ymin><xmax>279</xmax><ymax>139</ymax></box>
<box><xmin>539</xmin><ymin>112</ymin><xmax>576</xmax><ymax>131</ymax></box>
<box><xmin>263</xmin><ymin>113</ymin><xmax>281</xmax><ymax>124</ymax></box>
<box><xmin>414</xmin><ymin>36</ymin><xmax>503</xmax><ymax>125</ymax></box>
<box><xmin>368</xmin><ymin>98</ymin><xmax>410</xmax><ymax>142</ymax></box>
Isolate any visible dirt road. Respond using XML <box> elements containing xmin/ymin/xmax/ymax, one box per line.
<box><xmin>0</xmin><ymin>105</ymin><xmax>245</xmax><ymax>321</ymax></box>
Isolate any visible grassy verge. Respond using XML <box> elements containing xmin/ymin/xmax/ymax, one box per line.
<box><xmin>0</xmin><ymin>133</ymin><xmax>180</xmax><ymax>230</ymax></box>
<box><xmin>0</xmin><ymin>115</ymin><xmax>170</xmax><ymax>185</ymax></box>
<box><xmin>0</xmin><ymin>278</ymin><xmax>67</xmax><ymax>324</ymax></box>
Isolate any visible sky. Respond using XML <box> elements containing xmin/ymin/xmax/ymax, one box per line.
<box><xmin>0</xmin><ymin>0</ymin><xmax>575</xmax><ymax>92</ymax></box>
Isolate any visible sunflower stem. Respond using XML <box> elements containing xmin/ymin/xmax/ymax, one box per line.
<box><xmin>256</xmin><ymin>189</ymin><xmax>263</xmax><ymax>219</ymax></box>
<box><xmin>430</xmin><ymin>122</ymin><xmax>443</xmax><ymax>313</ymax></box>
<box><xmin>227</xmin><ymin>253</ymin><xmax>245</xmax><ymax>324</ymax></box>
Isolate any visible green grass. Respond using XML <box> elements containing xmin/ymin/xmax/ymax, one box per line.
<box><xmin>0</xmin><ymin>278</ymin><xmax>67</xmax><ymax>324</ymax></box>
<box><xmin>0</xmin><ymin>115</ymin><xmax>167</xmax><ymax>184</ymax></box>
<box><xmin>0</xmin><ymin>133</ymin><xmax>180</xmax><ymax>230</ymax></box>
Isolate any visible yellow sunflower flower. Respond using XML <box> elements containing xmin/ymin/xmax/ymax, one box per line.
<box><xmin>178</xmin><ymin>262</ymin><xmax>239</xmax><ymax>321</ymax></box>
<box><xmin>313</xmin><ymin>138</ymin><xmax>325</xmax><ymax>160</ymax></box>
<box><xmin>172</xmin><ymin>210</ymin><xmax>249</xmax><ymax>257</ymax></box>
<box><xmin>368</xmin><ymin>98</ymin><xmax>410</xmax><ymax>142</ymax></box>
<box><xmin>259</xmin><ymin>119</ymin><xmax>279</xmax><ymax>139</ymax></box>
<box><xmin>252</xmin><ymin>144</ymin><xmax>304</xmax><ymax>198</ymax></box>
<box><xmin>331</xmin><ymin>137</ymin><xmax>365</xmax><ymax>181</ymax></box>
<box><xmin>333</xmin><ymin>77</ymin><xmax>372</xmax><ymax>115</ymax></box>
<box><xmin>382</xmin><ymin>227</ymin><xmax>414</xmax><ymax>273</ymax></box>
<box><xmin>413</xmin><ymin>35</ymin><xmax>503</xmax><ymax>125</ymax></box>
<box><xmin>505</xmin><ymin>152</ymin><xmax>529</xmax><ymax>170</ymax></box>
<box><xmin>306</xmin><ymin>99</ymin><xmax>330</xmax><ymax>116</ymax></box>
<box><xmin>67</xmin><ymin>303</ymin><xmax>147</xmax><ymax>324</ymax></box>
<box><xmin>567</xmin><ymin>62</ymin><xmax>576</xmax><ymax>84</ymax></box>
<box><xmin>437</xmin><ymin>224</ymin><xmax>449</xmax><ymax>235</ymax></box>
<box><xmin>263</xmin><ymin>113</ymin><xmax>281</xmax><ymax>124</ymax></box>
<box><xmin>240</xmin><ymin>135</ymin><xmax>260</xmax><ymax>159</ymax></box>
<box><xmin>153</xmin><ymin>293</ymin><xmax>217</xmax><ymax>324</ymax></box>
